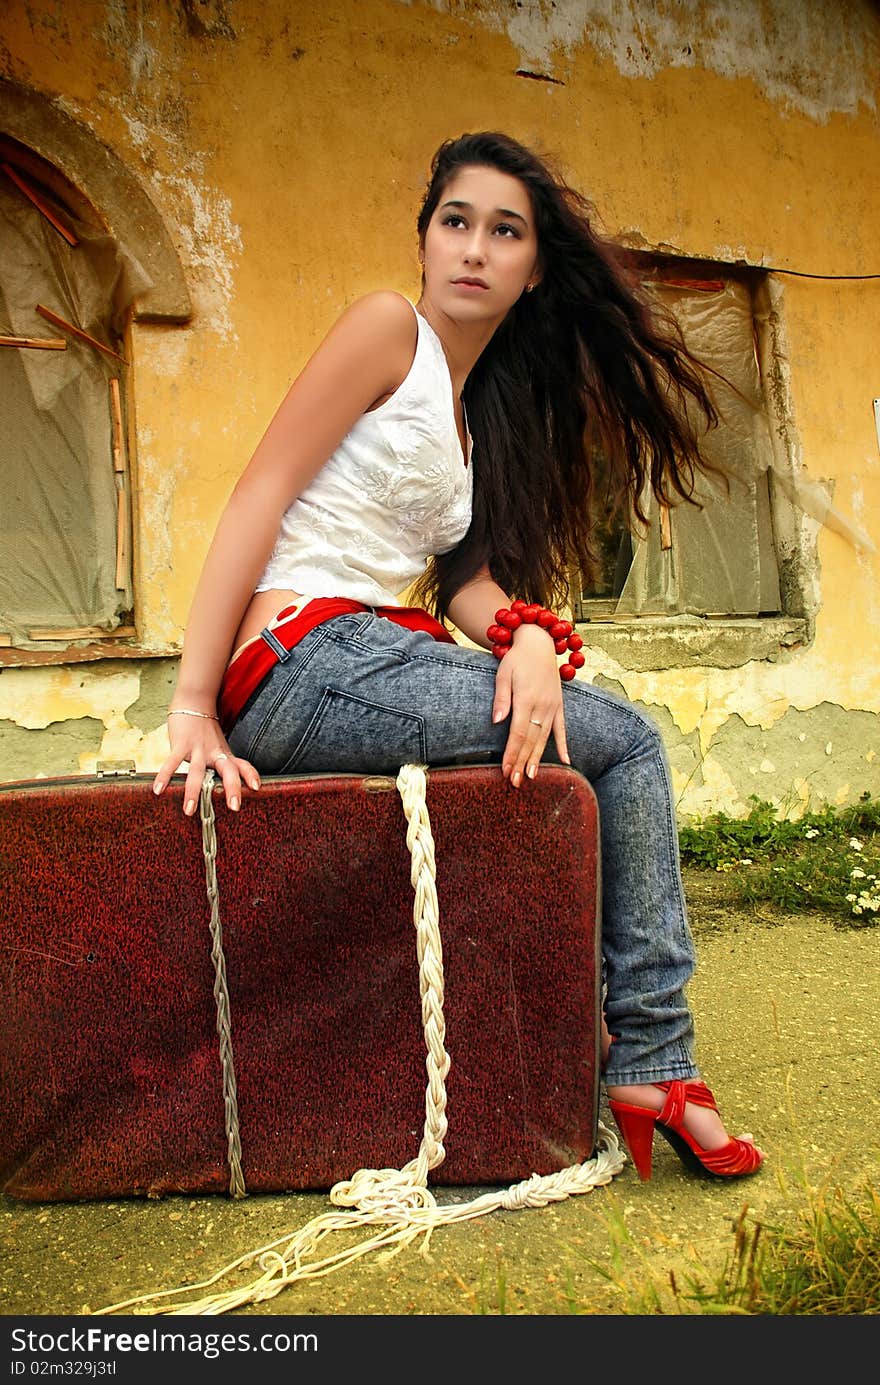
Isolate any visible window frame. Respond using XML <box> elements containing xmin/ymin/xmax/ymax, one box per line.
<box><xmin>569</xmin><ymin>251</ymin><xmax>813</xmax><ymax>668</ymax></box>
<box><xmin>0</xmin><ymin>145</ymin><xmax>137</xmax><ymax>663</ymax></box>
<box><xmin>0</xmin><ymin>114</ymin><xmax>189</xmax><ymax>669</ymax></box>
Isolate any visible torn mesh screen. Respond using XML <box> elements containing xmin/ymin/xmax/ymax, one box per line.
<box><xmin>0</xmin><ymin>175</ymin><xmax>149</xmax><ymax>646</ymax></box>
<box><xmin>615</xmin><ymin>279</ymin><xmax>782</xmax><ymax>617</ymax></box>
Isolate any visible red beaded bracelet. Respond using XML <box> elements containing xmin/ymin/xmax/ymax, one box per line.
<box><xmin>486</xmin><ymin>599</ymin><xmax>585</xmax><ymax>681</ymax></box>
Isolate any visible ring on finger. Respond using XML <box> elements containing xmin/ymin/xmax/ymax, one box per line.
<box><xmin>529</xmin><ymin>718</ymin><xmax>543</xmax><ymax>727</ymax></box>
<box><xmin>214</xmin><ymin>752</ymin><xmax>230</xmax><ymax>763</ymax></box>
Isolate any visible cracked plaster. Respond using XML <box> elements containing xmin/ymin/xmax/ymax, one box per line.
<box><xmin>407</xmin><ymin>0</ymin><xmax>878</xmax><ymax>121</ymax></box>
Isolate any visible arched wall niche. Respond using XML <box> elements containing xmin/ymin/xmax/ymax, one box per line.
<box><xmin>0</xmin><ymin>78</ymin><xmax>191</xmax><ymax>323</ymax></box>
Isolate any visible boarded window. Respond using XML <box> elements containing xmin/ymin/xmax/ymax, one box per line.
<box><xmin>573</xmin><ymin>261</ymin><xmax>783</xmax><ymax>620</ymax></box>
<box><xmin>0</xmin><ymin>155</ymin><xmax>149</xmax><ymax>650</ymax></box>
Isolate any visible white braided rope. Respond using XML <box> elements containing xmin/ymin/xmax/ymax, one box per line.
<box><xmin>95</xmin><ymin>763</ymin><xmax>625</xmax><ymax>1317</ymax></box>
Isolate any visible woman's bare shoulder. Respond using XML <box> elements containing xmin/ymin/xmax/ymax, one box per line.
<box><xmin>314</xmin><ymin>291</ymin><xmax>417</xmax><ymax>403</ymax></box>
<box><xmin>330</xmin><ymin>289</ymin><xmax>417</xmax><ymax>340</ymax></box>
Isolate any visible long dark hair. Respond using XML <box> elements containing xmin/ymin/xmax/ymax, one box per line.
<box><xmin>410</xmin><ymin>131</ymin><xmax>720</xmax><ymax>618</ymax></box>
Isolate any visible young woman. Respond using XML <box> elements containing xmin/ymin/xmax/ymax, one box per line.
<box><xmin>153</xmin><ymin>131</ymin><xmax>764</xmax><ymax>1183</ymax></box>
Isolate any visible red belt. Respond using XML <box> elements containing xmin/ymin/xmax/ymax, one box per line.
<box><xmin>218</xmin><ymin>596</ymin><xmax>455</xmax><ymax>731</ymax></box>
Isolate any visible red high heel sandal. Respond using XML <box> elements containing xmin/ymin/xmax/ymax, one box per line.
<box><xmin>609</xmin><ymin>1080</ymin><xmax>765</xmax><ymax>1181</ymax></box>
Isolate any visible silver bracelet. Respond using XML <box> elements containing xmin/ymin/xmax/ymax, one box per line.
<box><xmin>168</xmin><ymin>708</ymin><xmax>220</xmax><ymax>721</ymax></box>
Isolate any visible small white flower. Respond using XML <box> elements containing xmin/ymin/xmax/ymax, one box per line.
<box><xmin>739</xmin><ymin>858</ymin><xmax>753</xmax><ymax>866</ymax></box>
<box><xmin>851</xmin><ymin>867</ymin><xmax>866</xmax><ymax>879</ymax></box>
<box><xmin>849</xmin><ymin>838</ymin><xmax>863</xmax><ymax>851</ymax></box>
<box><xmin>845</xmin><ymin>893</ymin><xmax>857</xmax><ymax>902</ymax></box>
<box><xmin>804</xmin><ymin>828</ymin><xmax>819</xmax><ymax>839</ymax></box>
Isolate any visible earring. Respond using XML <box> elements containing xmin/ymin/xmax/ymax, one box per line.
<box><xmin>525</xmin><ymin>283</ymin><xmax>534</xmax><ymax>292</ymax></box>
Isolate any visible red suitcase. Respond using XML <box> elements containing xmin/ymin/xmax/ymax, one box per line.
<box><xmin>0</xmin><ymin>763</ymin><xmax>601</xmax><ymax>1201</ymax></box>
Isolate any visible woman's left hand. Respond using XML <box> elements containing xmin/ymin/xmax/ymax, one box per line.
<box><xmin>491</xmin><ymin>623</ymin><xmax>571</xmax><ymax>786</ymax></box>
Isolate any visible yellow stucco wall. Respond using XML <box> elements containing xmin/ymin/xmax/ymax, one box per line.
<box><xmin>0</xmin><ymin>0</ymin><xmax>878</xmax><ymax>815</ymax></box>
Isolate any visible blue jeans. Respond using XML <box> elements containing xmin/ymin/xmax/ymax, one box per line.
<box><xmin>227</xmin><ymin>611</ymin><xmax>699</xmax><ymax>1086</ymax></box>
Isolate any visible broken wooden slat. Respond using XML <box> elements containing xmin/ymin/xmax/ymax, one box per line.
<box><xmin>0</xmin><ymin>334</ymin><xmax>67</xmax><ymax>351</ymax></box>
<box><xmin>115</xmin><ymin>486</ymin><xmax>128</xmax><ymax>590</ymax></box>
<box><xmin>651</xmin><ymin>275</ymin><xmax>725</xmax><ymax>293</ymax></box>
<box><xmin>109</xmin><ymin>378</ymin><xmax>125</xmax><ymax>472</ymax></box>
<box><xmin>36</xmin><ymin>304</ymin><xmax>127</xmax><ymax>365</ymax></box>
<box><xmin>27</xmin><ymin>625</ymin><xmax>136</xmax><ymax>641</ymax></box>
<box><xmin>659</xmin><ymin>502</ymin><xmax>672</xmax><ymax>551</ymax></box>
<box><xmin>1</xmin><ymin>163</ymin><xmax>79</xmax><ymax>247</ymax></box>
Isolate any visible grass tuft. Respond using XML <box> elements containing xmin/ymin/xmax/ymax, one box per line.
<box><xmin>577</xmin><ymin>1178</ymin><xmax>880</xmax><ymax>1316</ymax></box>
<box><xmin>664</xmin><ymin>1184</ymin><xmax>880</xmax><ymax>1315</ymax></box>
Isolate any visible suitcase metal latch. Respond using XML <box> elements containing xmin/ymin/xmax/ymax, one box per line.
<box><xmin>95</xmin><ymin>760</ymin><xmax>137</xmax><ymax>778</ymax></box>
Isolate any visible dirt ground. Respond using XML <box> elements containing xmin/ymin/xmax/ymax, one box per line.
<box><xmin>2</xmin><ymin>868</ymin><xmax>878</xmax><ymax>1318</ymax></box>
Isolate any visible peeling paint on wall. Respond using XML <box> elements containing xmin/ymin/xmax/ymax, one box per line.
<box><xmin>124</xmin><ymin>658</ymin><xmax>179</xmax><ymax>732</ymax></box>
<box><xmin>0</xmin><ymin>660</ymin><xmax>180</xmax><ymax>781</ymax></box>
<box><xmin>408</xmin><ymin>0</ymin><xmax>878</xmax><ymax>120</ymax></box>
<box><xmin>595</xmin><ymin>677</ymin><xmax>880</xmax><ymax>817</ymax></box>
<box><xmin>102</xmin><ymin>0</ymin><xmax>159</xmax><ymax>88</ymax></box>
<box><xmin>179</xmin><ymin>0</ymin><xmax>238</xmax><ymax>42</ymax></box>
<box><xmin>0</xmin><ymin>668</ymin><xmax>142</xmax><ymax>728</ymax></box>
<box><xmin>686</xmin><ymin>703</ymin><xmax>880</xmax><ymax>816</ymax></box>
<box><xmin>0</xmin><ymin>716</ymin><xmax>104</xmax><ymax>781</ymax></box>
<box><xmin>129</xmin><ymin>159</ymin><xmax>242</xmax><ymax>339</ymax></box>
<box><xmin>156</xmin><ymin>174</ymin><xmax>242</xmax><ymax>338</ymax></box>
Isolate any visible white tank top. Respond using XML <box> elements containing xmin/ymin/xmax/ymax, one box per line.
<box><xmin>256</xmin><ymin>300</ymin><xmax>474</xmax><ymax>606</ymax></box>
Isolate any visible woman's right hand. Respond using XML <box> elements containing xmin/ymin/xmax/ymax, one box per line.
<box><xmin>153</xmin><ymin>713</ymin><xmax>261</xmax><ymax>817</ymax></box>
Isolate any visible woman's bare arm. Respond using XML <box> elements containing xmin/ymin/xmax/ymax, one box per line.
<box><xmin>154</xmin><ymin>290</ymin><xmax>418</xmax><ymax>813</ymax></box>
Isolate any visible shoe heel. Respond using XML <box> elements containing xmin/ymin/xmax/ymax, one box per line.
<box><xmin>609</xmin><ymin>1101</ymin><xmax>657</xmax><ymax>1181</ymax></box>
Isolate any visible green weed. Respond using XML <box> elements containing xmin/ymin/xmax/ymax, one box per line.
<box><xmin>678</xmin><ymin>792</ymin><xmax>880</xmax><ymax>927</ymax></box>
